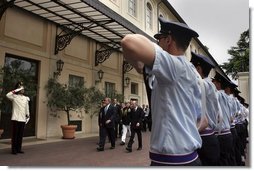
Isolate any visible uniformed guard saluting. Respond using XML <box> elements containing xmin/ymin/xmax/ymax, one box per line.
<box><xmin>121</xmin><ymin>17</ymin><xmax>203</xmax><ymax>166</ymax></box>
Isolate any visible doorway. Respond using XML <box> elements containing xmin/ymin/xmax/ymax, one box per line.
<box><xmin>0</xmin><ymin>54</ymin><xmax>38</xmax><ymax>139</ymax></box>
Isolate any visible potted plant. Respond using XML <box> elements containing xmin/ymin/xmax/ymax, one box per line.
<box><xmin>45</xmin><ymin>78</ymin><xmax>87</xmax><ymax>139</ymax></box>
<box><xmin>0</xmin><ymin>128</ymin><xmax>3</xmax><ymax>138</ymax></box>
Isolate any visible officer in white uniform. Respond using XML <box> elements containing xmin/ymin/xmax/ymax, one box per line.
<box><xmin>121</xmin><ymin>17</ymin><xmax>203</xmax><ymax>166</ymax></box>
<box><xmin>6</xmin><ymin>81</ymin><xmax>30</xmax><ymax>154</ymax></box>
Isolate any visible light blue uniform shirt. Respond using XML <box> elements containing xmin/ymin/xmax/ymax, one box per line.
<box><xmin>204</xmin><ymin>78</ymin><xmax>222</xmax><ymax>130</ymax></box>
<box><xmin>234</xmin><ymin>97</ymin><xmax>241</xmax><ymax>113</ymax></box>
<box><xmin>217</xmin><ymin>90</ymin><xmax>231</xmax><ymax>130</ymax></box>
<box><xmin>146</xmin><ymin>43</ymin><xmax>202</xmax><ymax>155</ymax></box>
<box><xmin>226</xmin><ymin>94</ymin><xmax>235</xmax><ymax>117</ymax></box>
<box><xmin>228</xmin><ymin>94</ymin><xmax>237</xmax><ymax>126</ymax></box>
<box><xmin>229</xmin><ymin>94</ymin><xmax>238</xmax><ymax>115</ymax></box>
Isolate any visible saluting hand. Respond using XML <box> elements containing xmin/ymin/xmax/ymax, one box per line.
<box><xmin>105</xmin><ymin>120</ymin><xmax>111</xmax><ymax>124</ymax></box>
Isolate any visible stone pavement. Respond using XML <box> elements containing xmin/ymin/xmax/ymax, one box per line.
<box><xmin>0</xmin><ymin>131</ymin><xmax>250</xmax><ymax>167</ymax></box>
<box><xmin>0</xmin><ymin>131</ymin><xmax>151</xmax><ymax>166</ymax></box>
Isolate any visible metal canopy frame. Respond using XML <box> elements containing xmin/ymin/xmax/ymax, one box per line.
<box><xmin>12</xmin><ymin>0</ymin><xmax>153</xmax><ymax>68</ymax></box>
<box><xmin>0</xmin><ymin>0</ymin><xmax>15</xmax><ymax>20</ymax></box>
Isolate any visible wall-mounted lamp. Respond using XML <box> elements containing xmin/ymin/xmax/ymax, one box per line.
<box><xmin>95</xmin><ymin>69</ymin><xmax>104</xmax><ymax>84</ymax></box>
<box><xmin>124</xmin><ymin>77</ymin><xmax>130</xmax><ymax>87</ymax></box>
<box><xmin>54</xmin><ymin>59</ymin><xmax>64</xmax><ymax>78</ymax></box>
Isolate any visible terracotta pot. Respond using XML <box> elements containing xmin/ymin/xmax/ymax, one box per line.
<box><xmin>61</xmin><ymin>125</ymin><xmax>77</xmax><ymax>139</ymax></box>
<box><xmin>0</xmin><ymin>129</ymin><xmax>4</xmax><ymax>138</ymax></box>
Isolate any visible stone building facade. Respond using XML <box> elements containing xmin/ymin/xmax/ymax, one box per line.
<box><xmin>0</xmin><ymin>0</ymin><xmax>229</xmax><ymax>139</ymax></box>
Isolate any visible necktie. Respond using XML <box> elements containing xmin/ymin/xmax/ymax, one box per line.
<box><xmin>104</xmin><ymin>106</ymin><xmax>108</xmax><ymax>114</ymax></box>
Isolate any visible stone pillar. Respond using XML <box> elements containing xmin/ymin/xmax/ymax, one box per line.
<box><xmin>237</xmin><ymin>72</ymin><xmax>249</xmax><ymax>104</ymax></box>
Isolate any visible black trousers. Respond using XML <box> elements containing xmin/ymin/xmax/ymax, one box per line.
<box><xmin>234</xmin><ymin>128</ymin><xmax>242</xmax><ymax>166</ymax></box>
<box><xmin>229</xmin><ymin>128</ymin><xmax>237</xmax><ymax>166</ymax></box>
<box><xmin>150</xmin><ymin>157</ymin><xmax>201</xmax><ymax>166</ymax></box>
<box><xmin>236</xmin><ymin>124</ymin><xmax>245</xmax><ymax>156</ymax></box>
<box><xmin>142</xmin><ymin>117</ymin><xmax>148</xmax><ymax>132</ymax></box>
<box><xmin>197</xmin><ymin>134</ymin><xmax>220</xmax><ymax>166</ymax></box>
<box><xmin>235</xmin><ymin>124</ymin><xmax>246</xmax><ymax>165</ymax></box>
<box><xmin>127</xmin><ymin>127</ymin><xmax>142</xmax><ymax>149</ymax></box>
<box><xmin>114</xmin><ymin>121</ymin><xmax>121</xmax><ymax>138</ymax></box>
<box><xmin>147</xmin><ymin>120</ymin><xmax>152</xmax><ymax>132</ymax></box>
<box><xmin>217</xmin><ymin>133</ymin><xmax>233</xmax><ymax>166</ymax></box>
<box><xmin>242</xmin><ymin>121</ymin><xmax>248</xmax><ymax>150</ymax></box>
<box><xmin>11</xmin><ymin>121</ymin><xmax>25</xmax><ymax>153</ymax></box>
<box><xmin>98</xmin><ymin>126</ymin><xmax>115</xmax><ymax>148</ymax></box>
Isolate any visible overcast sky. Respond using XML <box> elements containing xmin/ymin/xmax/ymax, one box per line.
<box><xmin>168</xmin><ymin>0</ymin><xmax>249</xmax><ymax>65</ymax></box>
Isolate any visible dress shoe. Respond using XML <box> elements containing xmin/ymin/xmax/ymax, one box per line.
<box><xmin>120</xmin><ymin>141</ymin><xmax>125</xmax><ymax>145</ymax></box>
<box><xmin>96</xmin><ymin>147</ymin><xmax>104</xmax><ymax>151</ymax></box>
<box><xmin>11</xmin><ymin>151</ymin><xmax>17</xmax><ymax>155</ymax></box>
<box><xmin>17</xmin><ymin>151</ymin><xmax>24</xmax><ymax>154</ymax></box>
<box><xmin>126</xmin><ymin>147</ymin><xmax>132</xmax><ymax>152</ymax></box>
<box><xmin>137</xmin><ymin>147</ymin><xmax>142</xmax><ymax>150</ymax></box>
<box><xmin>110</xmin><ymin>146</ymin><xmax>115</xmax><ymax>149</ymax></box>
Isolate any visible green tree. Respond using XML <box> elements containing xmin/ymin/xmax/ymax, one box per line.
<box><xmin>46</xmin><ymin>78</ymin><xmax>105</xmax><ymax>123</ymax></box>
<box><xmin>83</xmin><ymin>86</ymin><xmax>105</xmax><ymax>119</ymax></box>
<box><xmin>0</xmin><ymin>60</ymin><xmax>37</xmax><ymax>112</ymax></box>
<box><xmin>45</xmin><ymin>78</ymin><xmax>87</xmax><ymax>125</ymax></box>
<box><xmin>220</xmin><ymin>29</ymin><xmax>249</xmax><ymax>79</ymax></box>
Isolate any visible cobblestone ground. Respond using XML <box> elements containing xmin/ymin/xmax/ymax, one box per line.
<box><xmin>0</xmin><ymin>131</ymin><xmax>250</xmax><ymax>167</ymax></box>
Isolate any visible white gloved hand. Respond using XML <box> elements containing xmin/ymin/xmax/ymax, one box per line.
<box><xmin>105</xmin><ymin>120</ymin><xmax>111</xmax><ymax>124</ymax></box>
<box><xmin>13</xmin><ymin>86</ymin><xmax>24</xmax><ymax>93</ymax></box>
<box><xmin>25</xmin><ymin>117</ymin><xmax>30</xmax><ymax>124</ymax></box>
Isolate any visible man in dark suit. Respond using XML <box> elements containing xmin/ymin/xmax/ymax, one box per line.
<box><xmin>126</xmin><ymin>100</ymin><xmax>144</xmax><ymax>152</ymax></box>
<box><xmin>143</xmin><ymin>67</ymin><xmax>152</xmax><ymax>132</ymax></box>
<box><xmin>97</xmin><ymin>97</ymin><xmax>116</xmax><ymax>151</ymax></box>
<box><xmin>112</xmin><ymin>98</ymin><xmax>122</xmax><ymax>139</ymax></box>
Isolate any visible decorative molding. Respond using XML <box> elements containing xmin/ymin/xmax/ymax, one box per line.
<box><xmin>54</xmin><ymin>25</ymin><xmax>83</xmax><ymax>54</ymax></box>
<box><xmin>123</xmin><ymin>61</ymin><xmax>133</xmax><ymax>73</ymax></box>
<box><xmin>95</xmin><ymin>45</ymin><xmax>114</xmax><ymax>66</ymax></box>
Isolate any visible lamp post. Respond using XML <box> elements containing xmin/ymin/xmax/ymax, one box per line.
<box><xmin>125</xmin><ymin>77</ymin><xmax>130</xmax><ymax>87</ymax></box>
<box><xmin>95</xmin><ymin>69</ymin><xmax>104</xmax><ymax>84</ymax></box>
<box><xmin>97</xmin><ymin>69</ymin><xmax>104</xmax><ymax>81</ymax></box>
<box><xmin>54</xmin><ymin>59</ymin><xmax>64</xmax><ymax>78</ymax></box>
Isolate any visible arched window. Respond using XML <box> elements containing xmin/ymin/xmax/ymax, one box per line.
<box><xmin>158</xmin><ymin>14</ymin><xmax>164</xmax><ymax>31</ymax></box>
<box><xmin>146</xmin><ymin>2</ymin><xmax>152</xmax><ymax>30</ymax></box>
<box><xmin>128</xmin><ymin>0</ymin><xmax>137</xmax><ymax>17</ymax></box>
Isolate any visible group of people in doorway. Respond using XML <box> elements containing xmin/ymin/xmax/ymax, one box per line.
<box><xmin>121</xmin><ymin>16</ymin><xmax>249</xmax><ymax>166</ymax></box>
<box><xmin>97</xmin><ymin>98</ymin><xmax>150</xmax><ymax>153</ymax></box>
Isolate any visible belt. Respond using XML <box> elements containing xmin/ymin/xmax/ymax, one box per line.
<box><xmin>149</xmin><ymin>151</ymin><xmax>198</xmax><ymax>165</ymax></box>
<box><xmin>236</xmin><ymin>122</ymin><xmax>243</xmax><ymax>125</ymax></box>
<box><xmin>200</xmin><ymin>129</ymin><xmax>215</xmax><ymax>137</ymax></box>
<box><xmin>216</xmin><ymin>129</ymin><xmax>231</xmax><ymax>136</ymax></box>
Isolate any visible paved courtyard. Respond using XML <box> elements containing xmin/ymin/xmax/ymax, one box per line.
<box><xmin>0</xmin><ymin>131</ymin><xmax>249</xmax><ymax>167</ymax></box>
<box><xmin>0</xmin><ymin>131</ymin><xmax>151</xmax><ymax>167</ymax></box>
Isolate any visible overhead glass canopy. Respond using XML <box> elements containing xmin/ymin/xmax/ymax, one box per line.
<box><xmin>13</xmin><ymin>0</ymin><xmax>154</xmax><ymax>55</ymax></box>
